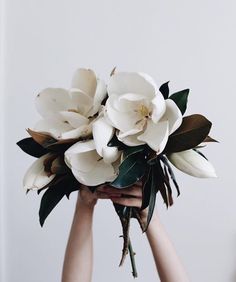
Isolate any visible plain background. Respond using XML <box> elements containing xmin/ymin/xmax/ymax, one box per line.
<box><xmin>1</xmin><ymin>0</ymin><xmax>236</xmax><ymax>281</ymax></box>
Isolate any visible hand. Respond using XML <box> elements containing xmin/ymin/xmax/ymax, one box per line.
<box><xmin>98</xmin><ymin>183</ymin><xmax>150</xmax><ymax>221</ymax></box>
<box><xmin>77</xmin><ymin>184</ymin><xmax>123</xmax><ymax>209</ymax></box>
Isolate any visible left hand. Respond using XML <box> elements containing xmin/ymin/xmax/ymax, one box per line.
<box><xmin>77</xmin><ymin>184</ymin><xmax>123</xmax><ymax>208</ymax></box>
<box><xmin>98</xmin><ymin>183</ymin><xmax>143</xmax><ymax>208</ymax></box>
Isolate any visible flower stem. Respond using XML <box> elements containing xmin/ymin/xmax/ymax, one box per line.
<box><xmin>128</xmin><ymin>238</ymin><xmax>138</xmax><ymax>278</ymax></box>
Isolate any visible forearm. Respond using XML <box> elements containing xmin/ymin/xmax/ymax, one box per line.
<box><xmin>145</xmin><ymin>214</ymin><xmax>189</xmax><ymax>282</ymax></box>
<box><xmin>62</xmin><ymin>200</ymin><xmax>94</xmax><ymax>282</ymax></box>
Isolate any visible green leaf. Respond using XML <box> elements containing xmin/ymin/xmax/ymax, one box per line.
<box><xmin>107</xmin><ymin>133</ymin><xmax>127</xmax><ymax>150</ymax></box>
<box><xmin>123</xmin><ymin>145</ymin><xmax>146</xmax><ymax>159</ymax></box>
<box><xmin>159</xmin><ymin>81</ymin><xmax>170</xmax><ymax>99</ymax></box>
<box><xmin>164</xmin><ymin>114</ymin><xmax>212</xmax><ymax>153</ymax></box>
<box><xmin>141</xmin><ymin>167</ymin><xmax>152</xmax><ymax>210</ymax></box>
<box><xmin>169</xmin><ymin>89</ymin><xmax>189</xmax><ymax>115</ymax></box>
<box><xmin>160</xmin><ymin>155</ymin><xmax>180</xmax><ymax>196</ymax></box>
<box><xmin>39</xmin><ymin>175</ymin><xmax>79</xmax><ymax>226</ymax></box>
<box><xmin>155</xmin><ymin>161</ymin><xmax>169</xmax><ymax>208</ymax></box>
<box><xmin>144</xmin><ymin>166</ymin><xmax>158</xmax><ymax>231</ymax></box>
<box><xmin>111</xmin><ymin>152</ymin><xmax>146</xmax><ymax>188</ymax></box>
<box><xmin>17</xmin><ymin>138</ymin><xmax>49</xmax><ymax>158</ymax></box>
<box><xmin>193</xmin><ymin>148</ymin><xmax>208</xmax><ymax>160</ymax></box>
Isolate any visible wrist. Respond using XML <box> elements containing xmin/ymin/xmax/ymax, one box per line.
<box><xmin>139</xmin><ymin>208</ymin><xmax>160</xmax><ymax>225</ymax></box>
<box><xmin>76</xmin><ymin>196</ymin><xmax>96</xmax><ymax>212</ymax></box>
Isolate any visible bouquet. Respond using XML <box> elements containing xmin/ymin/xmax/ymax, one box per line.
<box><xmin>17</xmin><ymin>68</ymin><xmax>217</xmax><ymax>277</ymax></box>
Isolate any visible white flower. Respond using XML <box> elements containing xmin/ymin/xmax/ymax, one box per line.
<box><xmin>34</xmin><ymin>68</ymin><xmax>107</xmax><ymax>140</ymax></box>
<box><xmin>23</xmin><ymin>153</ymin><xmax>56</xmax><ymax>191</ymax></box>
<box><xmin>65</xmin><ymin>117</ymin><xmax>120</xmax><ymax>186</ymax></box>
<box><xmin>167</xmin><ymin>149</ymin><xmax>217</xmax><ymax>178</ymax></box>
<box><xmin>105</xmin><ymin>72</ymin><xmax>182</xmax><ymax>154</ymax></box>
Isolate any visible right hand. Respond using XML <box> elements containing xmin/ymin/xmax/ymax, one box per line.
<box><xmin>97</xmin><ymin>183</ymin><xmax>151</xmax><ymax>222</ymax></box>
<box><xmin>77</xmin><ymin>184</ymin><xmax>123</xmax><ymax>209</ymax></box>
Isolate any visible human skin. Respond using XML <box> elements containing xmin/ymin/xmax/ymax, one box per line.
<box><xmin>62</xmin><ymin>184</ymin><xmax>189</xmax><ymax>282</ymax></box>
<box><xmin>61</xmin><ymin>185</ymin><xmax>122</xmax><ymax>282</ymax></box>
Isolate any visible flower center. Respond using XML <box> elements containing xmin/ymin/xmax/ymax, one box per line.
<box><xmin>137</xmin><ymin>104</ymin><xmax>150</xmax><ymax>118</ymax></box>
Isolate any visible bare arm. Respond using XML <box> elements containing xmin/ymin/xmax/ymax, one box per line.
<box><xmin>100</xmin><ymin>184</ymin><xmax>189</xmax><ymax>282</ymax></box>
<box><xmin>62</xmin><ymin>185</ymin><xmax>119</xmax><ymax>282</ymax></box>
<box><xmin>142</xmin><ymin>211</ymin><xmax>189</xmax><ymax>282</ymax></box>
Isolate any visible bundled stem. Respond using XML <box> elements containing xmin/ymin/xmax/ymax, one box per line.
<box><xmin>128</xmin><ymin>239</ymin><xmax>138</xmax><ymax>278</ymax></box>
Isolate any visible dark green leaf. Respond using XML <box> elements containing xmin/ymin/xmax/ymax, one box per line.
<box><xmin>144</xmin><ymin>166</ymin><xmax>158</xmax><ymax>231</ymax></box>
<box><xmin>163</xmin><ymin>165</ymin><xmax>174</xmax><ymax>206</ymax></box>
<box><xmin>159</xmin><ymin>81</ymin><xmax>170</xmax><ymax>99</ymax></box>
<box><xmin>111</xmin><ymin>153</ymin><xmax>146</xmax><ymax>188</ymax></box>
<box><xmin>17</xmin><ymin>137</ymin><xmax>49</xmax><ymax>158</ymax></box>
<box><xmin>164</xmin><ymin>114</ymin><xmax>212</xmax><ymax>153</ymax></box>
<box><xmin>160</xmin><ymin>155</ymin><xmax>180</xmax><ymax>196</ymax></box>
<box><xmin>193</xmin><ymin>148</ymin><xmax>208</xmax><ymax>160</ymax></box>
<box><xmin>154</xmin><ymin>161</ymin><xmax>169</xmax><ymax>208</ymax></box>
<box><xmin>141</xmin><ymin>167</ymin><xmax>152</xmax><ymax>210</ymax></box>
<box><xmin>107</xmin><ymin>133</ymin><xmax>127</xmax><ymax>150</ymax></box>
<box><xmin>169</xmin><ymin>89</ymin><xmax>189</xmax><ymax>115</ymax></box>
<box><xmin>39</xmin><ymin>175</ymin><xmax>79</xmax><ymax>226</ymax></box>
<box><xmin>123</xmin><ymin>145</ymin><xmax>146</xmax><ymax>159</ymax></box>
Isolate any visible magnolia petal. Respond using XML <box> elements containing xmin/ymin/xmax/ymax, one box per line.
<box><xmin>70</xmin><ymin>89</ymin><xmax>94</xmax><ymax>117</ymax></box>
<box><xmin>60</xmin><ymin>124</ymin><xmax>92</xmax><ymax>139</ymax></box>
<box><xmin>151</xmin><ymin>93</ymin><xmax>166</xmax><ymax>123</ymax></box>
<box><xmin>71</xmin><ymin>68</ymin><xmax>97</xmax><ymax>98</ymax></box>
<box><xmin>71</xmin><ymin>159</ymin><xmax>116</xmax><ymax>186</ymax></box>
<box><xmin>160</xmin><ymin>99</ymin><xmax>182</xmax><ymax>134</ymax></box>
<box><xmin>89</xmin><ymin>79</ymin><xmax>107</xmax><ymax>116</ymax></box>
<box><xmin>92</xmin><ymin>116</ymin><xmax>119</xmax><ymax>162</ymax></box>
<box><xmin>67</xmin><ymin>150</ymin><xmax>99</xmax><ymax>173</ymax></box>
<box><xmin>102</xmin><ymin>147</ymin><xmax>121</xmax><ymax>164</ymax></box>
<box><xmin>23</xmin><ymin>154</ymin><xmax>55</xmax><ymax>191</ymax></box>
<box><xmin>59</xmin><ymin>111</ymin><xmax>89</xmax><ymax>128</ymax></box>
<box><xmin>118</xmin><ymin>128</ymin><xmax>143</xmax><ymax>139</ymax></box>
<box><xmin>138</xmin><ymin>120</ymin><xmax>169</xmax><ymax>154</ymax></box>
<box><xmin>65</xmin><ymin>140</ymin><xmax>117</xmax><ymax>185</ymax></box>
<box><xmin>34</xmin><ymin>116</ymin><xmax>73</xmax><ymax>140</ymax></box>
<box><xmin>65</xmin><ymin>139</ymin><xmax>95</xmax><ymax>155</ymax></box>
<box><xmin>167</xmin><ymin>149</ymin><xmax>217</xmax><ymax>178</ymax></box>
<box><xmin>65</xmin><ymin>140</ymin><xmax>97</xmax><ymax>172</ymax></box>
<box><xmin>35</xmin><ymin>88</ymin><xmax>71</xmax><ymax>118</ymax></box>
<box><xmin>106</xmin><ymin>95</ymin><xmax>140</xmax><ymax>132</ymax></box>
<box><xmin>117</xmin><ymin>93</ymin><xmax>149</xmax><ymax>113</ymax></box>
<box><xmin>117</xmin><ymin>131</ymin><xmax>145</xmax><ymax>146</ymax></box>
<box><xmin>92</xmin><ymin>117</ymin><xmax>113</xmax><ymax>157</ymax></box>
<box><xmin>107</xmin><ymin>72</ymin><xmax>157</xmax><ymax>98</ymax></box>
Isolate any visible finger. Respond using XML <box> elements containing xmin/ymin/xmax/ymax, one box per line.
<box><xmin>101</xmin><ymin>185</ymin><xmax>142</xmax><ymax>197</ymax></box>
<box><xmin>110</xmin><ymin>196</ymin><xmax>142</xmax><ymax>208</ymax></box>
<box><xmin>95</xmin><ymin>191</ymin><xmax>110</xmax><ymax>199</ymax></box>
<box><xmin>95</xmin><ymin>191</ymin><xmax>122</xmax><ymax>199</ymax></box>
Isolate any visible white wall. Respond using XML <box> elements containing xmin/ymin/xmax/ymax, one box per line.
<box><xmin>2</xmin><ymin>0</ymin><xmax>236</xmax><ymax>281</ymax></box>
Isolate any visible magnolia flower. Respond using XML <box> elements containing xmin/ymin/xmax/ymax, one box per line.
<box><xmin>23</xmin><ymin>153</ymin><xmax>56</xmax><ymax>191</ymax></box>
<box><xmin>34</xmin><ymin>68</ymin><xmax>107</xmax><ymax>140</ymax></box>
<box><xmin>65</xmin><ymin>117</ymin><xmax>120</xmax><ymax>186</ymax></box>
<box><xmin>167</xmin><ymin>149</ymin><xmax>217</xmax><ymax>178</ymax></box>
<box><xmin>105</xmin><ymin>72</ymin><xmax>182</xmax><ymax>154</ymax></box>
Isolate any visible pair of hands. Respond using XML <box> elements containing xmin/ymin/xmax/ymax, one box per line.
<box><xmin>77</xmin><ymin>183</ymin><xmax>149</xmax><ymax>220</ymax></box>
